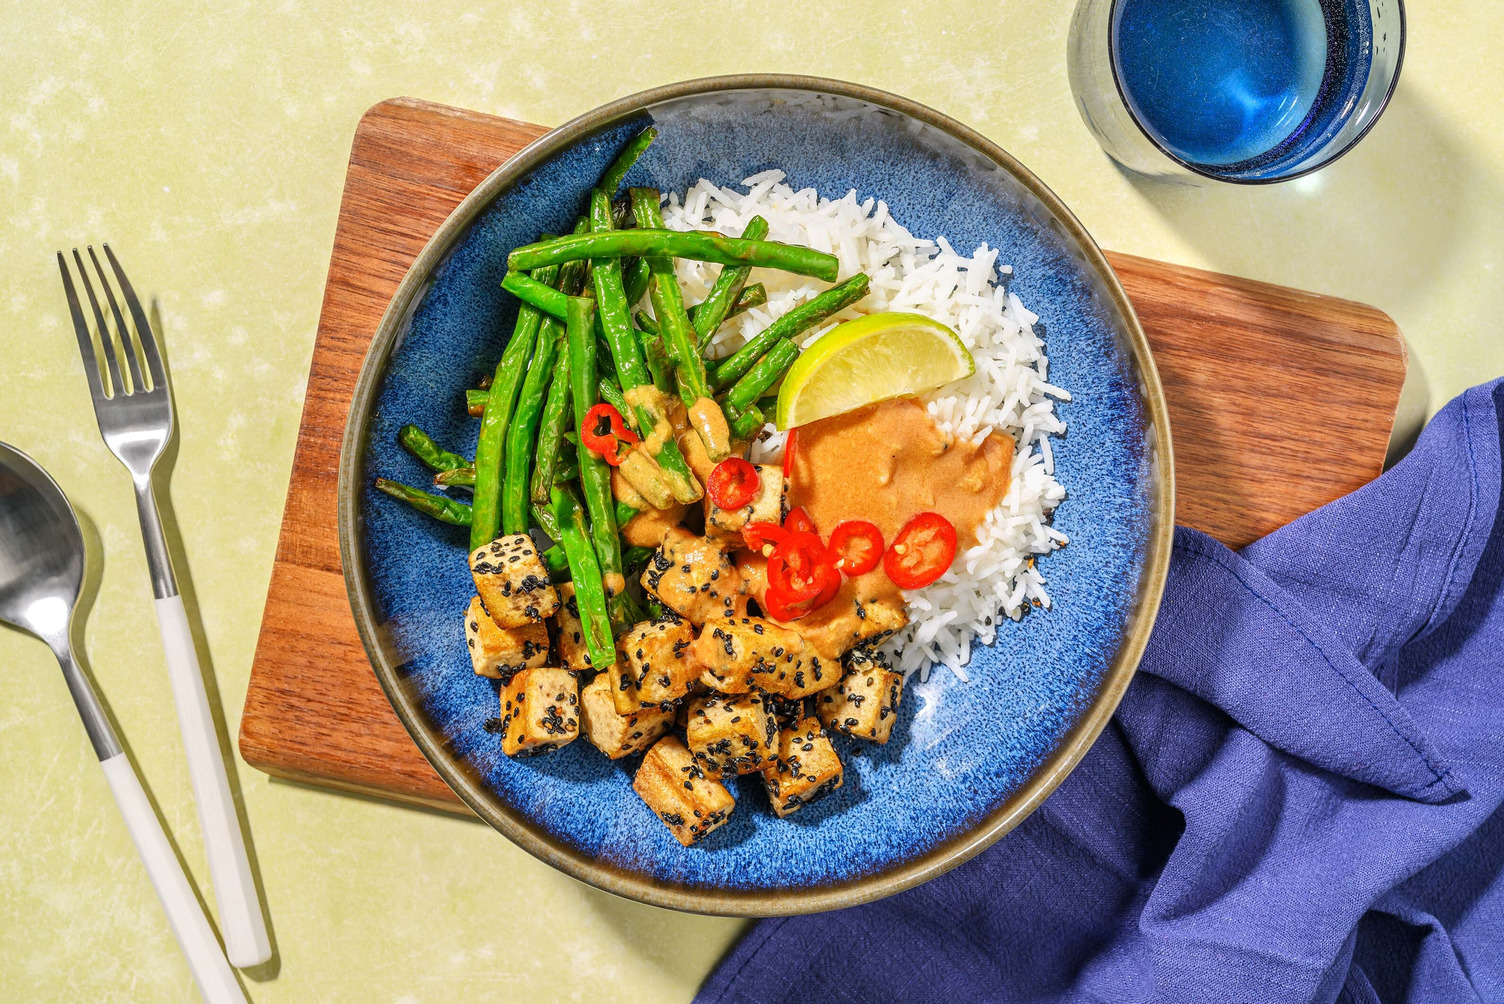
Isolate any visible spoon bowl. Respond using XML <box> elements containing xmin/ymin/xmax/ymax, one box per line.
<box><xmin>0</xmin><ymin>442</ymin><xmax>86</xmax><ymax>649</ymax></box>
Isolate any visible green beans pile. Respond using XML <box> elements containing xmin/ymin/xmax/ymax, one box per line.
<box><xmin>373</xmin><ymin>125</ymin><xmax>874</xmax><ymax>653</ymax></box>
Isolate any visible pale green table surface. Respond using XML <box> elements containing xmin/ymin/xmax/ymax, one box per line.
<box><xmin>2</xmin><ymin>2</ymin><xmax>1500</xmax><ymax>1001</ymax></box>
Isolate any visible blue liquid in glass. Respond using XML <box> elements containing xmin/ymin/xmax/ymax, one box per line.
<box><xmin>1112</xmin><ymin>0</ymin><xmax>1356</xmax><ymax>172</ymax></box>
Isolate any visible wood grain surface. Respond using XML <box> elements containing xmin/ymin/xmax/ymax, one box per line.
<box><xmin>238</xmin><ymin>97</ymin><xmax>1406</xmax><ymax>813</ymax></box>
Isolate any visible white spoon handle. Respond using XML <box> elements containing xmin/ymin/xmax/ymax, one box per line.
<box><xmin>154</xmin><ymin>595</ymin><xmax>271</xmax><ymax>967</ymax></box>
<box><xmin>101</xmin><ymin>753</ymin><xmax>246</xmax><ymax>1004</ymax></box>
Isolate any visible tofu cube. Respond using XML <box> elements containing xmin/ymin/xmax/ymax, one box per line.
<box><xmin>578</xmin><ymin>673</ymin><xmax>674</xmax><ymax>759</ymax></box>
<box><xmin>762</xmin><ymin>717</ymin><xmax>844</xmax><ymax>817</ymax></box>
<box><xmin>816</xmin><ymin>647</ymin><xmax>904</xmax><ymax>743</ymax></box>
<box><xmin>692</xmin><ymin>617</ymin><xmax>806</xmax><ymax>694</ymax></box>
<box><xmin>684</xmin><ymin>692</ymin><xmax>778</xmax><ymax>778</ymax></box>
<box><xmin>465</xmin><ymin>596</ymin><xmax>549</xmax><ymax>681</ymax></box>
<box><xmin>499</xmin><ymin>667</ymin><xmax>579</xmax><ymax>756</ymax></box>
<box><xmin>603</xmin><ymin>641</ymin><xmax>645</xmax><ymax>716</ymax></box>
<box><xmin>469</xmin><ymin>533</ymin><xmax>560</xmax><ymax>628</ymax></box>
<box><xmin>764</xmin><ymin>694</ymin><xmax>808</xmax><ymax>729</ymax></box>
<box><xmin>642</xmin><ymin>527</ymin><xmax>746</xmax><ymax>627</ymax></box>
<box><xmin>633</xmin><ymin>736</ymin><xmax>736</xmax><ymax>846</ymax></box>
<box><xmin>705</xmin><ymin>463</ymin><xmax>783</xmax><ymax>543</ymax></box>
<box><xmin>620</xmin><ymin>615</ymin><xmax>699</xmax><ymax>707</ymax></box>
<box><xmin>550</xmin><ymin>582</ymin><xmax>596</xmax><ymax>674</ymax></box>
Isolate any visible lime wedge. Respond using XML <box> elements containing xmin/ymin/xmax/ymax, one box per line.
<box><xmin>775</xmin><ymin>312</ymin><xmax>974</xmax><ymax>429</ymax></box>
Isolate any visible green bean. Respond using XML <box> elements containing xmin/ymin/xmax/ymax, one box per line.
<box><xmin>616</xmin><ymin>499</ymin><xmax>639</xmax><ymax>528</ymax></box>
<box><xmin>710</xmin><ymin>272</ymin><xmax>869</xmax><ymax>389</ymax></box>
<box><xmin>693</xmin><ymin>216</ymin><xmax>768</xmax><ymax>348</ymax></box>
<box><xmin>434</xmin><ymin>467</ymin><xmax>475</xmax><ymax>488</ymax></box>
<box><xmin>566</xmin><ymin>295</ymin><xmax>635</xmax><ymax>627</ymax></box>
<box><xmin>375</xmin><ymin>478</ymin><xmax>473</xmax><ymax>526</ymax></box>
<box><xmin>466</xmin><ymin>389</ymin><xmax>488</xmax><ymax>417</ymax></box>
<box><xmin>727</xmin><ymin>403</ymin><xmax>767</xmax><ymax>442</ymax></box>
<box><xmin>630</xmin><ymin>188</ymin><xmax>731</xmax><ymax>461</ymax></box>
<box><xmin>530</xmin><ymin>334</ymin><xmax>574</xmax><ymax>506</ymax></box>
<box><xmin>643</xmin><ymin>282</ymin><xmax>766</xmax><ymax>352</ymax></box>
<box><xmin>470</xmin><ymin>263</ymin><xmax>559</xmax><ymax>549</ymax></box>
<box><xmin>598</xmin><ymin>126</ymin><xmax>657</xmax><ymax>197</ymax></box>
<box><xmin>640</xmin><ymin>326</ymin><xmax>673</xmax><ymax>391</ymax></box>
<box><xmin>531</xmin><ymin>501</ymin><xmax>563</xmax><ymax>542</ymax></box>
<box><xmin>551</xmin><ymin>485</ymin><xmax>614</xmax><ymax>669</ymax></box>
<box><xmin>597</xmin><ymin>378</ymin><xmax>632</xmax><ymax>426</ymax></box>
<box><xmin>623</xmin><ymin>258</ymin><xmax>651</xmax><ymax>305</ymax></box>
<box><xmin>501</xmin><ymin>315</ymin><xmax>562</xmax><ymax>534</ymax></box>
<box><xmin>398</xmin><ymin>425</ymin><xmax>469</xmax><ymax>472</ymax></box>
<box><xmin>542</xmin><ymin>544</ymin><xmax>571</xmax><ymax>579</ymax></box>
<box><xmin>590</xmin><ymin>189</ymin><xmax>652</xmax><ymax>390</ymax></box>
<box><xmin>501</xmin><ymin>271</ymin><xmax>567</xmax><ymax>318</ymax></box>
<box><xmin>509</xmin><ymin>228</ymin><xmax>840</xmax><ymax>282</ymax></box>
<box><xmin>724</xmin><ymin>338</ymin><xmax>800</xmax><ymax>414</ymax></box>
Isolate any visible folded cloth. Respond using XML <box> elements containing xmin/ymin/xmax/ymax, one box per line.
<box><xmin>698</xmin><ymin>380</ymin><xmax>1504</xmax><ymax>1004</ymax></box>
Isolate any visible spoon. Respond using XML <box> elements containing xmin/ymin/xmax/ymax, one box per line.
<box><xmin>0</xmin><ymin>442</ymin><xmax>244</xmax><ymax>1004</ymax></box>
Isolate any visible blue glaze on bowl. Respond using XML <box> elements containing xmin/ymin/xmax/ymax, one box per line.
<box><xmin>355</xmin><ymin>88</ymin><xmax>1158</xmax><ymax>896</ymax></box>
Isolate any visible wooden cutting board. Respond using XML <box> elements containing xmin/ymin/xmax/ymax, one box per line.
<box><xmin>238</xmin><ymin>96</ymin><xmax>1406</xmax><ymax>812</ymax></box>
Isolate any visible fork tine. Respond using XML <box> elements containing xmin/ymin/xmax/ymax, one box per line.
<box><xmin>70</xmin><ymin>248</ymin><xmax>125</xmax><ymax>399</ymax></box>
<box><xmin>103</xmin><ymin>243</ymin><xmax>166</xmax><ymax>391</ymax></box>
<box><xmin>88</xmin><ymin>246</ymin><xmax>145</xmax><ymax>395</ymax></box>
<box><xmin>56</xmin><ymin>252</ymin><xmax>108</xmax><ymax>401</ymax></box>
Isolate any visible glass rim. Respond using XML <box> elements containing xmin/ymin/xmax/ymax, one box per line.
<box><xmin>1104</xmin><ymin>0</ymin><xmax>1407</xmax><ymax>184</ymax></box>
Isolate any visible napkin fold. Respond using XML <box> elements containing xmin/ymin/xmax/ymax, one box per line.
<box><xmin>698</xmin><ymin>379</ymin><xmax>1504</xmax><ymax>1004</ymax></box>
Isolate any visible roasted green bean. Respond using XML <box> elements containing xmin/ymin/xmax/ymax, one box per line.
<box><xmin>710</xmin><ymin>272</ymin><xmax>869</xmax><ymax>389</ymax></box>
<box><xmin>724</xmin><ymin>338</ymin><xmax>800</xmax><ymax>414</ymax></box>
<box><xmin>693</xmin><ymin>216</ymin><xmax>768</xmax><ymax>348</ymax></box>
<box><xmin>375</xmin><ymin>478</ymin><xmax>473</xmax><ymax>526</ymax></box>
<box><xmin>398</xmin><ymin>425</ymin><xmax>469</xmax><ymax>472</ymax></box>
<box><xmin>509</xmin><ymin>228</ymin><xmax>839</xmax><ymax>282</ymax></box>
<box><xmin>551</xmin><ymin>485</ymin><xmax>614</xmax><ymax>669</ymax></box>
<box><xmin>501</xmin><ymin>315</ymin><xmax>562</xmax><ymax>534</ymax></box>
<box><xmin>598</xmin><ymin>126</ymin><xmax>657</xmax><ymax>198</ymax></box>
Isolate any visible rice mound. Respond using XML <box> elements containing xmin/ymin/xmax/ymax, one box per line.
<box><xmin>658</xmin><ymin>172</ymin><xmax>1070</xmax><ymax>681</ymax></box>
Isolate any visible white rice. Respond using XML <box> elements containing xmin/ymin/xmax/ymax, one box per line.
<box><xmin>656</xmin><ymin>173</ymin><xmax>1070</xmax><ymax>682</ymax></box>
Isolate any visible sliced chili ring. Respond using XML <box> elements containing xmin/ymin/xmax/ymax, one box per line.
<box><xmin>581</xmin><ymin>402</ymin><xmax>639</xmax><ymax>467</ymax></box>
<box><xmin>762</xmin><ymin>582</ymin><xmax>813</xmax><ymax>621</ymax></box>
<box><xmin>707</xmin><ymin>457</ymin><xmax>759</xmax><ymax>510</ymax></box>
<box><xmin>782</xmin><ymin>427</ymin><xmax>799</xmax><ymax>482</ymax></box>
<box><xmin>813</xmin><ymin>559</ymin><xmax>842</xmax><ymax>607</ymax></box>
<box><xmin>767</xmin><ymin>531</ymin><xmax>833</xmax><ymax>604</ymax></box>
<box><xmin>783</xmin><ymin>506</ymin><xmax>816</xmax><ymax>536</ymax></box>
<box><xmin>883</xmin><ymin>511</ymin><xmax>958</xmax><ymax>590</ymax></box>
<box><xmin>827</xmin><ymin>520</ymin><xmax>885</xmax><ymax>576</ymax></box>
<box><xmin>742</xmin><ymin>521</ymin><xmax>788</xmax><ymax>554</ymax></box>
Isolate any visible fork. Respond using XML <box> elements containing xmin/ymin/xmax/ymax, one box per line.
<box><xmin>57</xmin><ymin>245</ymin><xmax>271</xmax><ymax>969</ymax></box>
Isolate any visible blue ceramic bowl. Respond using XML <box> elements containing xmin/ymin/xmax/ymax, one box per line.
<box><xmin>339</xmin><ymin>76</ymin><xmax>1174</xmax><ymax>915</ymax></box>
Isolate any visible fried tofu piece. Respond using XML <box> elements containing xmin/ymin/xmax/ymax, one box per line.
<box><xmin>705</xmin><ymin>463</ymin><xmax>783</xmax><ymax>544</ymax></box>
<box><xmin>634</xmin><ymin>736</ymin><xmax>736</xmax><ymax>846</ymax></box>
<box><xmin>469</xmin><ymin>533</ymin><xmax>560</xmax><ymax>628</ymax></box>
<box><xmin>762</xmin><ymin>717</ymin><xmax>844</xmax><ymax>817</ymax></box>
<box><xmin>621</xmin><ymin>615</ymin><xmax>699</xmax><ymax>707</ymax></box>
<box><xmin>692</xmin><ymin>617</ymin><xmax>806</xmax><ymax>694</ymax></box>
<box><xmin>816</xmin><ymin>647</ymin><xmax>904</xmax><ymax>743</ymax></box>
<box><xmin>465</xmin><ymin>596</ymin><xmax>549</xmax><ymax>681</ymax></box>
<box><xmin>499</xmin><ymin>667</ymin><xmax>579</xmax><ymax>756</ymax></box>
<box><xmin>641</xmin><ymin>527</ymin><xmax>746</xmax><ymax>626</ymax></box>
<box><xmin>621</xmin><ymin>499</ymin><xmax>689</xmax><ymax>549</ymax></box>
<box><xmin>549</xmin><ymin>582</ymin><xmax>594</xmax><ymax>674</ymax></box>
<box><xmin>684</xmin><ymin>692</ymin><xmax>778</xmax><ymax>778</ymax></box>
<box><xmin>604</xmin><ymin>640</ymin><xmax>645</xmax><ymax>716</ymax></box>
<box><xmin>578</xmin><ymin>673</ymin><xmax>674</xmax><ymax>759</ymax></box>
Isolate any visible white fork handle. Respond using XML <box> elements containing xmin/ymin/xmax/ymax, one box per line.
<box><xmin>155</xmin><ymin>596</ymin><xmax>271</xmax><ymax>968</ymax></box>
<box><xmin>101</xmin><ymin>754</ymin><xmax>246</xmax><ymax>1003</ymax></box>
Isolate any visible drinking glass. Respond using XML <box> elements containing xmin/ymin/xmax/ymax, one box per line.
<box><xmin>1067</xmin><ymin>0</ymin><xmax>1405</xmax><ymax>184</ymax></box>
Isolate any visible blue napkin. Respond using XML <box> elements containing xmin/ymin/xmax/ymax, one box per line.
<box><xmin>698</xmin><ymin>380</ymin><xmax>1504</xmax><ymax>1004</ymax></box>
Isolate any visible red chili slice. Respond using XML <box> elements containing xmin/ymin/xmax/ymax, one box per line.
<box><xmin>581</xmin><ymin>402</ymin><xmax>639</xmax><ymax>467</ymax></box>
<box><xmin>762</xmin><ymin>582</ymin><xmax>812</xmax><ymax>621</ymax></box>
<box><xmin>765</xmin><ymin>561</ymin><xmax>838</xmax><ymax>621</ymax></box>
<box><xmin>883</xmin><ymin>511</ymin><xmax>958</xmax><ymax>589</ymax></box>
<box><xmin>783</xmin><ymin>506</ymin><xmax>816</xmax><ymax>536</ymax></box>
<box><xmin>827</xmin><ymin>520</ymin><xmax>885</xmax><ymax>576</ymax></box>
<box><xmin>767</xmin><ymin>531</ymin><xmax>833</xmax><ymax>604</ymax></box>
<box><xmin>782</xmin><ymin>427</ymin><xmax>799</xmax><ymax>482</ymax></box>
<box><xmin>741</xmin><ymin>521</ymin><xmax>788</xmax><ymax>554</ymax></box>
<box><xmin>707</xmin><ymin>457</ymin><xmax>759</xmax><ymax>510</ymax></box>
<box><xmin>813</xmin><ymin>558</ymin><xmax>842</xmax><ymax>607</ymax></box>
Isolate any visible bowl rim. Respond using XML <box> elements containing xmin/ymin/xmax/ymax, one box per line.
<box><xmin>337</xmin><ymin>73</ymin><xmax>1175</xmax><ymax>917</ymax></box>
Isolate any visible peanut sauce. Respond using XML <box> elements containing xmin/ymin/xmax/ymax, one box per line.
<box><xmin>785</xmin><ymin>396</ymin><xmax>1014</xmax><ymax>622</ymax></box>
